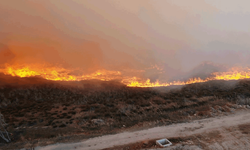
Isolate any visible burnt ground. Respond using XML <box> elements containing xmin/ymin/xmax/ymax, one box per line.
<box><xmin>0</xmin><ymin>74</ymin><xmax>250</xmax><ymax>149</ymax></box>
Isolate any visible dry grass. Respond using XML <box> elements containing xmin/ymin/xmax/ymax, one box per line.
<box><xmin>0</xmin><ymin>75</ymin><xmax>249</xmax><ymax>147</ymax></box>
<box><xmin>238</xmin><ymin>123</ymin><xmax>250</xmax><ymax>134</ymax></box>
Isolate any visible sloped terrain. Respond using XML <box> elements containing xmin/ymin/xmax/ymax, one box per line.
<box><xmin>0</xmin><ymin>74</ymin><xmax>250</xmax><ymax>149</ymax></box>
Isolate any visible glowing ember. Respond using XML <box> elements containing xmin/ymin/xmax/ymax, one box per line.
<box><xmin>1</xmin><ymin>64</ymin><xmax>250</xmax><ymax>87</ymax></box>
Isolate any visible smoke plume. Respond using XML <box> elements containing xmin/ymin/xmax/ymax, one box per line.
<box><xmin>1</xmin><ymin>0</ymin><xmax>250</xmax><ymax>81</ymax></box>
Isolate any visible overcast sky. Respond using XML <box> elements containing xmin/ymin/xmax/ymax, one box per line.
<box><xmin>1</xmin><ymin>0</ymin><xmax>250</xmax><ymax>81</ymax></box>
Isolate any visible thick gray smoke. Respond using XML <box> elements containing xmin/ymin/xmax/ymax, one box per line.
<box><xmin>1</xmin><ymin>0</ymin><xmax>250</xmax><ymax>81</ymax></box>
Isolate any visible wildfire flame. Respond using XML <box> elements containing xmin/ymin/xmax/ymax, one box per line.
<box><xmin>0</xmin><ymin>64</ymin><xmax>122</xmax><ymax>82</ymax></box>
<box><xmin>1</xmin><ymin>64</ymin><xmax>250</xmax><ymax>87</ymax></box>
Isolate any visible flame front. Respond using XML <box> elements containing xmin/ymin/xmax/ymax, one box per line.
<box><xmin>125</xmin><ymin>67</ymin><xmax>250</xmax><ymax>87</ymax></box>
<box><xmin>0</xmin><ymin>64</ymin><xmax>122</xmax><ymax>82</ymax></box>
<box><xmin>1</xmin><ymin>64</ymin><xmax>250</xmax><ymax>87</ymax></box>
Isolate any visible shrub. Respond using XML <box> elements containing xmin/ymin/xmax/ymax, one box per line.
<box><xmin>0</xmin><ymin>112</ymin><xmax>11</xmax><ymax>143</ymax></box>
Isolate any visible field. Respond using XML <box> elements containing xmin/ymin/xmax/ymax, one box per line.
<box><xmin>0</xmin><ymin>73</ymin><xmax>250</xmax><ymax>149</ymax></box>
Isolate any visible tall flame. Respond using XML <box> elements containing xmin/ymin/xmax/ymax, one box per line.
<box><xmin>1</xmin><ymin>64</ymin><xmax>250</xmax><ymax>87</ymax></box>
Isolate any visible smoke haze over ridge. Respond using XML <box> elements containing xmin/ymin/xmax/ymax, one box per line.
<box><xmin>1</xmin><ymin>0</ymin><xmax>250</xmax><ymax>82</ymax></box>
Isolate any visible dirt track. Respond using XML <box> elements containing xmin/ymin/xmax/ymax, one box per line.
<box><xmin>36</xmin><ymin>109</ymin><xmax>250</xmax><ymax>150</ymax></box>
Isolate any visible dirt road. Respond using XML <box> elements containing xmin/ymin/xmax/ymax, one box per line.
<box><xmin>36</xmin><ymin>109</ymin><xmax>250</xmax><ymax>150</ymax></box>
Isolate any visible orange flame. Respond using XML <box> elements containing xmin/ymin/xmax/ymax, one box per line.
<box><xmin>0</xmin><ymin>64</ymin><xmax>121</xmax><ymax>82</ymax></box>
<box><xmin>1</xmin><ymin>64</ymin><xmax>250</xmax><ymax>87</ymax></box>
<box><xmin>125</xmin><ymin>67</ymin><xmax>250</xmax><ymax>87</ymax></box>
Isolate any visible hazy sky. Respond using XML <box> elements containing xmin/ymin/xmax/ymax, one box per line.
<box><xmin>1</xmin><ymin>0</ymin><xmax>250</xmax><ymax>81</ymax></box>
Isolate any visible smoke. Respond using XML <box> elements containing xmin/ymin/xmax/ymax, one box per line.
<box><xmin>0</xmin><ymin>44</ymin><xmax>15</xmax><ymax>65</ymax></box>
<box><xmin>1</xmin><ymin>0</ymin><xmax>250</xmax><ymax>81</ymax></box>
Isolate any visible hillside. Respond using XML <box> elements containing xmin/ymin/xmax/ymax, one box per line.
<box><xmin>0</xmin><ymin>74</ymin><xmax>250</xmax><ymax>149</ymax></box>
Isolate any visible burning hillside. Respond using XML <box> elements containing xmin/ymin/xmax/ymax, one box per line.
<box><xmin>0</xmin><ymin>72</ymin><xmax>250</xmax><ymax>149</ymax></box>
<box><xmin>2</xmin><ymin>1</ymin><xmax>250</xmax><ymax>149</ymax></box>
<box><xmin>1</xmin><ymin>63</ymin><xmax>250</xmax><ymax>87</ymax></box>
<box><xmin>1</xmin><ymin>0</ymin><xmax>250</xmax><ymax>89</ymax></box>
